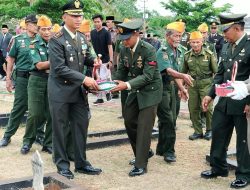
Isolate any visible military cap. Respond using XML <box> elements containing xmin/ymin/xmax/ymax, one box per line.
<box><xmin>219</xmin><ymin>13</ymin><xmax>247</xmax><ymax>31</ymax></box>
<box><xmin>117</xmin><ymin>19</ymin><xmax>143</xmax><ymax>40</ymax></box>
<box><xmin>51</xmin><ymin>24</ymin><xmax>61</xmax><ymax>33</ymax></box>
<box><xmin>210</xmin><ymin>21</ymin><xmax>220</xmax><ymax>26</ymax></box>
<box><xmin>62</xmin><ymin>0</ymin><xmax>84</xmax><ymax>16</ymax></box>
<box><xmin>2</xmin><ymin>24</ymin><xmax>8</xmax><ymax>29</ymax></box>
<box><xmin>189</xmin><ymin>31</ymin><xmax>203</xmax><ymax>40</ymax></box>
<box><xmin>25</xmin><ymin>14</ymin><xmax>38</xmax><ymax>24</ymax></box>
<box><xmin>198</xmin><ymin>23</ymin><xmax>208</xmax><ymax>32</ymax></box>
<box><xmin>166</xmin><ymin>22</ymin><xmax>185</xmax><ymax>33</ymax></box>
<box><xmin>19</xmin><ymin>20</ymin><xmax>26</xmax><ymax>29</ymax></box>
<box><xmin>106</xmin><ymin>16</ymin><xmax>115</xmax><ymax>21</ymax></box>
<box><xmin>37</xmin><ymin>15</ymin><xmax>52</xmax><ymax>27</ymax></box>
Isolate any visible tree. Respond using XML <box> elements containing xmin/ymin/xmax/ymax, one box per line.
<box><xmin>161</xmin><ymin>0</ymin><xmax>232</xmax><ymax>31</ymax></box>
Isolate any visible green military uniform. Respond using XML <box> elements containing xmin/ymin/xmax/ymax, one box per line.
<box><xmin>0</xmin><ymin>30</ymin><xmax>45</xmax><ymax>144</ymax></box>
<box><xmin>203</xmin><ymin>41</ymin><xmax>217</xmax><ymax>60</ymax></box>
<box><xmin>201</xmin><ymin>14</ymin><xmax>250</xmax><ymax>188</ymax></box>
<box><xmin>182</xmin><ymin>48</ymin><xmax>217</xmax><ymax>136</ymax></box>
<box><xmin>156</xmin><ymin>41</ymin><xmax>184</xmax><ymax>159</ymax></box>
<box><xmin>114</xmin><ymin>21</ymin><xmax>162</xmax><ymax>171</ymax></box>
<box><xmin>22</xmin><ymin>35</ymin><xmax>52</xmax><ymax>150</ymax></box>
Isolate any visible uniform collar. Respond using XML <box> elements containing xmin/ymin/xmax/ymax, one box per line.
<box><xmin>64</xmin><ymin>25</ymin><xmax>77</xmax><ymax>40</ymax></box>
<box><xmin>234</xmin><ymin>32</ymin><xmax>246</xmax><ymax>46</ymax></box>
<box><xmin>191</xmin><ymin>47</ymin><xmax>205</xmax><ymax>56</ymax></box>
<box><xmin>131</xmin><ymin>37</ymin><xmax>139</xmax><ymax>53</ymax></box>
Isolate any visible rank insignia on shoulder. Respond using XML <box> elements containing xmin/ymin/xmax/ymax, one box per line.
<box><xmin>148</xmin><ymin>61</ymin><xmax>157</xmax><ymax>66</ymax></box>
<box><xmin>54</xmin><ymin>31</ymin><xmax>63</xmax><ymax>38</ymax></box>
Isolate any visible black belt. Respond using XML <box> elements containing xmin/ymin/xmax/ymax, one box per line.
<box><xmin>30</xmin><ymin>71</ymin><xmax>49</xmax><ymax>79</ymax></box>
<box><xmin>16</xmin><ymin>70</ymin><xmax>30</xmax><ymax>78</ymax></box>
<box><xmin>191</xmin><ymin>74</ymin><xmax>212</xmax><ymax>80</ymax></box>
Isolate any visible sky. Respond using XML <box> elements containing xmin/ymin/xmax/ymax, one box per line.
<box><xmin>136</xmin><ymin>0</ymin><xmax>250</xmax><ymax>17</ymax></box>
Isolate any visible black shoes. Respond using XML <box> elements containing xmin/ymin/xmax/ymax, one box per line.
<box><xmin>204</xmin><ymin>131</ymin><xmax>212</xmax><ymax>140</ymax></box>
<box><xmin>189</xmin><ymin>133</ymin><xmax>203</xmax><ymax>140</ymax></box>
<box><xmin>57</xmin><ymin>169</ymin><xmax>74</xmax><ymax>179</ymax></box>
<box><xmin>164</xmin><ymin>154</ymin><xmax>176</xmax><ymax>163</ymax></box>
<box><xmin>201</xmin><ymin>170</ymin><xmax>228</xmax><ymax>179</ymax></box>
<box><xmin>129</xmin><ymin>167</ymin><xmax>147</xmax><ymax>177</ymax></box>
<box><xmin>230</xmin><ymin>179</ymin><xmax>248</xmax><ymax>189</ymax></box>
<box><xmin>75</xmin><ymin>165</ymin><xmax>102</xmax><ymax>175</ymax></box>
<box><xmin>42</xmin><ymin>146</ymin><xmax>53</xmax><ymax>154</ymax></box>
<box><xmin>0</xmin><ymin>137</ymin><xmax>11</xmax><ymax>147</ymax></box>
<box><xmin>93</xmin><ymin>99</ymin><xmax>104</xmax><ymax>105</ymax></box>
<box><xmin>20</xmin><ymin>144</ymin><xmax>31</xmax><ymax>155</ymax></box>
<box><xmin>129</xmin><ymin>149</ymin><xmax>154</xmax><ymax>165</ymax></box>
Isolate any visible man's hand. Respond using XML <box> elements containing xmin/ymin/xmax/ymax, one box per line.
<box><xmin>83</xmin><ymin>76</ymin><xmax>99</xmax><ymax>91</ymax></box>
<box><xmin>179</xmin><ymin>88</ymin><xmax>189</xmax><ymax>102</ymax></box>
<box><xmin>6</xmin><ymin>79</ymin><xmax>13</xmax><ymax>93</ymax></box>
<box><xmin>182</xmin><ymin>73</ymin><xmax>194</xmax><ymax>87</ymax></box>
<box><xmin>111</xmin><ymin>80</ymin><xmax>127</xmax><ymax>92</ymax></box>
<box><xmin>244</xmin><ymin>105</ymin><xmax>250</xmax><ymax>118</ymax></box>
<box><xmin>227</xmin><ymin>81</ymin><xmax>249</xmax><ymax>100</ymax></box>
<box><xmin>202</xmin><ymin>96</ymin><xmax>212</xmax><ymax>112</ymax></box>
<box><xmin>94</xmin><ymin>58</ymin><xmax>102</xmax><ymax>68</ymax></box>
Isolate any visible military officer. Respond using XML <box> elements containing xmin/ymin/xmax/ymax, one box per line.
<box><xmin>198</xmin><ymin>23</ymin><xmax>217</xmax><ymax>58</ymax></box>
<box><xmin>156</xmin><ymin>22</ymin><xmax>193</xmax><ymax>163</ymax></box>
<box><xmin>21</xmin><ymin>15</ymin><xmax>53</xmax><ymax>155</ymax></box>
<box><xmin>111</xmin><ymin>19</ymin><xmax>162</xmax><ymax>176</ymax></box>
<box><xmin>201</xmin><ymin>14</ymin><xmax>250</xmax><ymax>189</ymax></box>
<box><xmin>182</xmin><ymin>31</ymin><xmax>217</xmax><ymax>140</ymax></box>
<box><xmin>208</xmin><ymin>21</ymin><xmax>224</xmax><ymax>60</ymax></box>
<box><xmin>0</xmin><ymin>14</ymin><xmax>45</xmax><ymax>148</ymax></box>
<box><xmin>48</xmin><ymin>0</ymin><xmax>102</xmax><ymax>179</ymax></box>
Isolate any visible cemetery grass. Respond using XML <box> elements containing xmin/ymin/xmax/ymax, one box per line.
<box><xmin>0</xmin><ymin>101</ymin><xmax>237</xmax><ymax>190</ymax></box>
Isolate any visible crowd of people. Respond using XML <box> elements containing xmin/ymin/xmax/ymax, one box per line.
<box><xmin>0</xmin><ymin>0</ymin><xmax>250</xmax><ymax>189</ymax></box>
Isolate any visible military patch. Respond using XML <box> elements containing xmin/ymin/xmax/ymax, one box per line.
<box><xmin>124</xmin><ymin>56</ymin><xmax>129</xmax><ymax>67</ymax></box>
<box><xmin>148</xmin><ymin>61</ymin><xmax>157</xmax><ymax>66</ymax></box>
<box><xmin>163</xmin><ymin>52</ymin><xmax>168</xmax><ymax>60</ymax></box>
<box><xmin>54</xmin><ymin>31</ymin><xmax>63</xmax><ymax>38</ymax></box>
<box><xmin>137</xmin><ymin>56</ymin><xmax>143</xmax><ymax>68</ymax></box>
<box><xmin>70</xmin><ymin>53</ymin><xmax>74</xmax><ymax>62</ymax></box>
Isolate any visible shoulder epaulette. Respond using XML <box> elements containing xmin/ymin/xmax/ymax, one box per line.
<box><xmin>184</xmin><ymin>49</ymin><xmax>192</xmax><ymax>55</ymax></box>
<box><xmin>54</xmin><ymin>31</ymin><xmax>63</xmax><ymax>38</ymax></box>
<box><xmin>205</xmin><ymin>48</ymin><xmax>213</xmax><ymax>54</ymax></box>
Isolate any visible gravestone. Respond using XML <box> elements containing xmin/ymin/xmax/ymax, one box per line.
<box><xmin>32</xmin><ymin>150</ymin><xmax>44</xmax><ymax>190</ymax></box>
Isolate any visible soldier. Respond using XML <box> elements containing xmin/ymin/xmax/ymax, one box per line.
<box><xmin>20</xmin><ymin>15</ymin><xmax>53</xmax><ymax>155</ymax></box>
<box><xmin>201</xmin><ymin>14</ymin><xmax>250</xmax><ymax>189</ymax></box>
<box><xmin>111</xmin><ymin>19</ymin><xmax>162</xmax><ymax>176</ymax></box>
<box><xmin>0</xmin><ymin>14</ymin><xmax>45</xmax><ymax>148</ymax></box>
<box><xmin>208</xmin><ymin>21</ymin><xmax>224</xmax><ymax>60</ymax></box>
<box><xmin>182</xmin><ymin>31</ymin><xmax>217</xmax><ymax>140</ymax></box>
<box><xmin>156</xmin><ymin>22</ymin><xmax>193</xmax><ymax>163</ymax></box>
<box><xmin>48</xmin><ymin>0</ymin><xmax>102</xmax><ymax>179</ymax></box>
<box><xmin>198</xmin><ymin>23</ymin><xmax>217</xmax><ymax>57</ymax></box>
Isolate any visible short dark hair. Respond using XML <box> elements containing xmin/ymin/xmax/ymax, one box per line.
<box><xmin>92</xmin><ymin>14</ymin><xmax>103</xmax><ymax>21</ymax></box>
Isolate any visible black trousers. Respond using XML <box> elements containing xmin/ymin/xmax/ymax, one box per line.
<box><xmin>210</xmin><ymin>108</ymin><xmax>250</xmax><ymax>182</ymax></box>
<box><xmin>124</xmin><ymin>97</ymin><xmax>157</xmax><ymax>169</ymax></box>
<box><xmin>49</xmin><ymin>100</ymin><xmax>90</xmax><ymax>170</ymax></box>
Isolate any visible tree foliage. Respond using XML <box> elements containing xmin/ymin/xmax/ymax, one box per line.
<box><xmin>161</xmin><ymin>0</ymin><xmax>232</xmax><ymax>31</ymax></box>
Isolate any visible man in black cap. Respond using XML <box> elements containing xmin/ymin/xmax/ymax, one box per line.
<box><xmin>201</xmin><ymin>13</ymin><xmax>250</xmax><ymax>189</ymax></box>
<box><xmin>208</xmin><ymin>21</ymin><xmax>224</xmax><ymax>60</ymax></box>
<box><xmin>112</xmin><ymin>19</ymin><xmax>162</xmax><ymax>176</ymax></box>
<box><xmin>0</xmin><ymin>24</ymin><xmax>12</xmax><ymax>80</ymax></box>
<box><xmin>48</xmin><ymin>0</ymin><xmax>102</xmax><ymax>179</ymax></box>
<box><xmin>0</xmin><ymin>14</ymin><xmax>45</xmax><ymax>148</ymax></box>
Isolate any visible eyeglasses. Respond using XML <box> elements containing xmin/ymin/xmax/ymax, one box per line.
<box><xmin>211</xmin><ymin>27</ymin><xmax>217</xmax><ymax>29</ymax></box>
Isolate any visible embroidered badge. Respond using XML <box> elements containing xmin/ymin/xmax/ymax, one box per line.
<box><xmin>163</xmin><ymin>52</ymin><xmax>168</xmax><ymax>60</ymax></box>
<box><xmin>137</xmin><ymin>56</ymin><xmax>143</xmax><ymax>68</ymax></box>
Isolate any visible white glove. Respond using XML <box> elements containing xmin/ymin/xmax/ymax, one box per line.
<box><xmin>227</xmin><ymin>81</ymin><xmax>249</xmax><ymax>100</ymax></box>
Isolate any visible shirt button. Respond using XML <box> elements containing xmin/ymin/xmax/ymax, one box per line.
<box><xmin>132</xmin><ymin>65</ymin><xmax>134</xmax><ymax>68</ymax></box>
<box><xmin>227</xmin><ymin>69</ymin><xmax>230</xmax><ymax>72</ymax></box>
<box><xmin>137</xmin><ymin>90</ymin><xmax>139</xmax><ymax>93</ymax></box>
<box><xmin>64</xmin><ymin>81</ymin><xmax>67</xmax><ymax>83</ymax></box>
<box><xmin>133</xmin><ymin>74</ymin><xmax>135</xmax><ymax>77</ymax></box>
<box><xmin>229</xmin><ymin>59</ymin><xmax>232</xmax><ymax>61</ymax></box>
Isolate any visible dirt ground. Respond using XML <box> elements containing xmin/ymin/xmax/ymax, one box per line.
<box><xmin>0</xmin><ymin>101</ymin><xmax>239</xmax><ymax>190</ymax></box>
